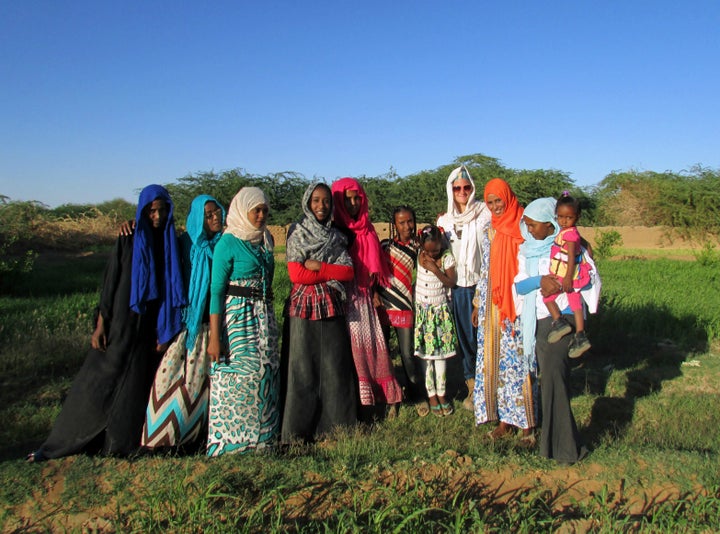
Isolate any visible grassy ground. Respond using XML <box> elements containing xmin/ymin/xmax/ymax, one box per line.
<box><xmin>1</xmin><ymin>249</ymin><xmax>719</xmax><ymax>532</ymax></box>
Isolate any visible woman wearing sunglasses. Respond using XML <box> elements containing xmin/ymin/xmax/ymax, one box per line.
<box><xmin>436</xmin><ymin>165</ymin><xmax>491</xmax><ymax>411</ymax></box>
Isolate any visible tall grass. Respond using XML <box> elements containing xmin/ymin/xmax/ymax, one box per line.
<box><xmin>1</xmin><ymin>252</ymin><xmax>719</xmax><ymax>531</ymax></box>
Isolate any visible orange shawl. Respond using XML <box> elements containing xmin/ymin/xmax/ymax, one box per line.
<box><xmin>484</xmin><ymin>178</ymin><xmax>524</xmax><ymax>323</ymax></box>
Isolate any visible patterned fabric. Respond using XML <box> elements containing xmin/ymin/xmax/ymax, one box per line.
<box><xmin>287</xmin><ymin>281</ymin><xmax>345</xmax><ymax>320</ymax></box>
<box><xmin>414</xmin><ymin>250</ymin><xmax>457</xmax><ymax>360</ymax></box>
<box><xmin>424</xmin><ymin>360</ymin><xmax>447</xmax><ymax>397</ymax></box>
<box><xmin>379</xmin><ymin>238</ymin><xmax>417</xmax><ymax>328</ymax></box>
<box><xmin>142</xmin><ymin>327</ymin><xmax>211</xmax><ymax>448</ymax></box>
<box><xmin>473</xmin><ymin>226</ymin><xmax>537</xmax><ymax>430</ymax></box>
<box><xmin>207</xmin><ymin>279</ymin><xmax>280</xmax><ymax>457</ymax></box>
<box><xmin>548</xmin><ymin>226</ymin><xmax>592</xmax><ymax>285</ymax></box>
<box><xmin>345</xmin><ymin>286</ymin><xmax>403</xmax><ymax>406</ymax></box>
<box><xmin>414</xmin><ymin>303</ymin><xmax>456</xmax><ymax>360</ymax></box>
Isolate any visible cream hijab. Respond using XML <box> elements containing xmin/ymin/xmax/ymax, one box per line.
<box><xmin>225</xmin><ymin>186</ymin><xmax>272</xmax><ymax>247</ymax></box>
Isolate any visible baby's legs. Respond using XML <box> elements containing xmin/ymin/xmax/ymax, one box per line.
<box><xmin>544</xmin><ymin>299</ymin><xmax>562</xmax><ymax>321</ymax></box>
<box><xmin>567</xmin><ymin>291</ymin><xmax>585</xmax><ymax>332</ymax></box>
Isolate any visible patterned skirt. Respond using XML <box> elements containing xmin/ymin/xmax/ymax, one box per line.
<box><xmin>206</xmin><ymin>283</ymin><xmax>280</xmax><ymax>457</ymax></box>
<box><xmin>142</xmin><ymin>327</ymin><xmax>211</xmax><ymax>449</ymax></box>
<box><xmin>345</xmin><ymin>286</ymin><xmax>403</xmax><ymax>406</ymax></box>
<box><xmin>414</xmin><ymin>302</ymin><xmax>456</xmax><ymax>360</ymax></box>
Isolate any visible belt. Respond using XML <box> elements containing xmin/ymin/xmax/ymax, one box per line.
<box><xmin>226</xmin><ymin>285</ymin><xmax>273</xmax><ymax>301</ymax></box>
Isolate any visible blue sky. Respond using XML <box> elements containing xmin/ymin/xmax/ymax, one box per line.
<box><xmin>1</xmin><ymin>1</ymin><xmax>718</xmax><ymax>207</ymax></box>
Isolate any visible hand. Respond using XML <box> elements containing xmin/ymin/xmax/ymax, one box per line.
<box><xmin>91</xmin><ymin>321</ymin><xmax>107</xmax><ymax>351</ymax></box>
<box><xmin>471</xmin><ymin>306</ymin><xmax>479</xmax><ymax>328</ymax></box>
<box><xmin>156</xmin><ymin>341</ymin><xmax>169</xmax><ymax>354</ymax></box>
<box><xmin>372</xmin><ymin>290</ymin><xmax>383</xmax><ymax>309</ymax></box>
<box><xmin>540</xmin><ymin>275</ymin><xmax>562</xmax><ymax>298</ymax></box>
<box><xmin>304</xmin><ymin>259</ymin><xmax>322</xmax><ymax>271</ymax></box>
<box><xmin>118</xmin><ymin>219</ymin><xmax>135</xmax><ymax>237</ymax></box>
<box><xmin>207</xmin><ymin>336</ymin><xmax>222</xmax><ymax>363</ymax></box>
<box><xmin>419</xmin><ymin>251</ymin><xmax>438</xmax><ymax>274</ymax></box>
<box><xmin>561</xmin><ymin>276</ymin><xmax>574</xmax><ymax>293</ymax></box>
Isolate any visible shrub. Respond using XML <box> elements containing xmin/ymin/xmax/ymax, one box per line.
<box><xmin>594</xmin><ymin>229</ymin><xmax>623</xmax><ymax>259</ymax></box>
<box><xmin>694</xmin><ymin>242</ymin><xmax>720</xmax><ymax>267</ymax></box>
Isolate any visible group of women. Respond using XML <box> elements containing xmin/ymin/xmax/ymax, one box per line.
<box><xmin>28</xmin><ymin>166</ymin><xmax>598</xmax><ymax>465</ymax></box>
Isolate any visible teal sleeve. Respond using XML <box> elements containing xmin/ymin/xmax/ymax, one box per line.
<box><xmin>209</xmin><ymin>236</ymin><xmax>232</xmax><ymax>315</ymax></box>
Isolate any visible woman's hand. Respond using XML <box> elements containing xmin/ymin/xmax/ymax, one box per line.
<box><xmin>304</xmin><ymin>259</ymin><xmax>322</xmax><ymax>271</ymax></box>
<box><xmin>372</xmin><ymin>289</ymin><xmax>383</xmax><ymax>309</ymax></box>
<box><xmin>91</xmin><ymin>315</ymin><xmax>107</xmax><ymax>351</ymax></box>
<box><xmin>156</xmin><ymin>341</ymin><xmax>169</xmax><ymax>354</ymax></box>
<box><xmin>471</xmin><ymin>306</ymin><xmax>479</xmax><ymax>328</ymax></box>
<box><xmin>118</xmin><ymin>219</ymin><xmax>135</xmax><ymax>236</ymax></box>
<box><xmin>207</xmin><ymin>336</ymin><xmax>222</xmax><ymax>363</ymax></box>
<box><xmin>540</xmin><ymin>275</ymin><xmax>562</xmax><ymax>298</ymax></box>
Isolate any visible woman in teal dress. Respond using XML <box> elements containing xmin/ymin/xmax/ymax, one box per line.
<box><xmin>206</xmin><ymin>187</ymin><xmax>279</xmax><ymax>456</ymax></box>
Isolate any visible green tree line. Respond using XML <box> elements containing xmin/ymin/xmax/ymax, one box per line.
<box><xmin>2</xmin><ymin>154</ymin><xmax>719</xmax><ymax>231</ymax></box>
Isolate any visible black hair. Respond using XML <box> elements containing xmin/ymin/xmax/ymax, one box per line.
<box><xmin>418</xmin><ymin>224</ymin><xmax>444</xmax><ymax>246</ymax></box>
<box><xmin>389</xmin><ymin>205</ymin><xmax>417</xmax><ymax>241</ymax></box>
<box><xmin>556</xmin><ymin>191</ymin><xmax>581</xmax><ymax>216</ymax></box>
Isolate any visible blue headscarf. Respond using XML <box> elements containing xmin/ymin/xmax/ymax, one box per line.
<box><xmin>183</xmin><ymin>195</ymin><xmax>225</xmax><ymax>351</ymax></box>
<box><xmin>518</xmin><ymin>197</ymin><xmax>560</xmax><ymax>359</ymax></box>
<box><xmin>130</xmin><ymin>184</ymin><xmax>186</xmax><ymax>345</ymax></box>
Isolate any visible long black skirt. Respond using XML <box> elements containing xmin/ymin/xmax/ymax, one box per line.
<box><xmin>281</xmin><ymin>315</ymin><xmax>358</xmax><ymax>443</ymax></box>
<box><xmin>536</xmin><ymin>315</ymin><xmax>588</xmax><ymax>464</ymax></box>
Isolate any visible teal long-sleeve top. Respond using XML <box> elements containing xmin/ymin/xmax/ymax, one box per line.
<box><xmin>209</xmin><ymin>233</ymin><xmax>274</xmax><ymax>315</ymax></box>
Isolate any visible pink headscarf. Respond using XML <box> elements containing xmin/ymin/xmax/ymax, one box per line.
<box><xmin>331</xmin><ymin>177</ymin><xmax>391</xmax><ymax>289</ymax></box>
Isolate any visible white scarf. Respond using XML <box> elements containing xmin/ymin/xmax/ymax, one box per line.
<box><xmin>225</xmin><ymin>186</ymin><xmax>272</xmax><ymax>247</ymax></box>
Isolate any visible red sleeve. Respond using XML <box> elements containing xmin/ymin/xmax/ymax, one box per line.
<box><xmin>320</xmin><ymin>262</ymin><xmax>354</xmax><ymax>282</ymax></box>
<box><xmin>287</xmin><ymin>262</ymin><xmax>355</xmax><ymax>284</ymax></box>
<box><xmin>288</xmin><ymin>262</ymin><xmax>324</xmax><ymax>284</ymax></box>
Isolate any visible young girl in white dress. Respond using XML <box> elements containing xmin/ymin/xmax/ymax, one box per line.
<box><xmin>414</xmin><ymin>225</ymin><xmax>458</xmax><ymax>417</ymax></box>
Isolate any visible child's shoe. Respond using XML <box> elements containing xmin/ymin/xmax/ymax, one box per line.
<box><xmin>547</xmin><ymin>317</ymin><xmax>572</xmax><ymax>343</ymax></box>
<box><xmin>568</xmin><ymin>331</ymin><xmax>591</xmax><ymax>359</ymax></box>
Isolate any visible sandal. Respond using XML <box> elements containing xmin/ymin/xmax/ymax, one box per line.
<box><xmin>440</xmin><ymin>403</ymin><xmax>454</xmax><ymax>416</ymax></box>
<box><xmin>430</xmin><ymin>404</ymin><xmax>444</xmax><ymax>417</ymax></box>
<box><xmin>26</xmin><ymin>450</ymin><xmax>46</xmax><ymax>463</ymax></box>
<box><xmin>517</xmin><ymin>432</ymin><xmax>537</xmax><ymax>449</ymax></box>
<box><xmin>415</xmin><ymin>401</ymin><xmax>430</xmax><ymax>418</ymax></box>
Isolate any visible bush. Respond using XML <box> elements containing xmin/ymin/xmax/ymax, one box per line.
<box><xmin>694</xmin><ymin>242</ymin><xmax>720</xmax><ymax>267</ymax></box>
<box><xmin>594</xmin><ymin>229</ymin><xmax>623</xmax><ymax>259</ymax></box>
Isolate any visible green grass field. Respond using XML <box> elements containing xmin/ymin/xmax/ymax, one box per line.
<box><xmin>1</xmin><ymin>250</ymin><xmax>719</xmax><ymax>532</ymax></box>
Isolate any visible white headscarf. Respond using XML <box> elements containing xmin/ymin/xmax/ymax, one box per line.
<box><xmin>442</xmin><ymin>166</ymin><xmax>489</xmax><ymax>284</ymax></box>
<box><xmin>225</xmin><ymin>186</ymin><xmax>272</xmax><ymax>246</ymax></box>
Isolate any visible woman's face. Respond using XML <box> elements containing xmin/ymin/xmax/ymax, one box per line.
<box><xmin>203</xmin><ymin>201</ymin><xmax>223</xmax><ymax>235</ymax></box>
<box><xmin>309</xmin><ymin>186</ymin><xmax>331</xmax><ymax>222</ymax></box>
<box><xmin>485</xmin><ymin>194</ymin><xmax>506</xmax><ymax>217</ymax></box>
<box><xmin>145</xmin><ymin>199</ymin><xmax>168</xmax><ymax>229</ymax></box>
<box><xmin>393</xmin><ymin>209</ymin><xmax>416</xmax><ymax>242</ymax></box>
<box><xmin>523</xmin><ymin>216</ymin><xmax>555</xmax><ymax>241</ymax></box>
<box><xmin>452</xmin><ymin>178</ymin><xmax>472</xmax><ymax>209</ymax></box>
<box><xmin>344</xmin><ymin>190</ymin><xmax>362</xmax><ymax>219</ymax></box>
<box><xmin>247</xmin><ymin>203</ymin><xmax>269</xmax><ymax>229</ymax></box>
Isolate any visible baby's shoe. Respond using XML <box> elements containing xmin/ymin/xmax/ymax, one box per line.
<box><xmin>568</xmin><ymin>331</ymin><xmax>591</xmax><ymax>359</ymax></box>
<box><xmin>547</xmin><ymin>317</ymin><xmax>572</xmax><ymax>343</ymax></box>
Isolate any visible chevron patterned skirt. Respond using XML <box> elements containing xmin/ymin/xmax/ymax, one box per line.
<box><xmin>141</xmin><ymin>327</ymin><xmax>211</xmax><ymax>449</ymax></box>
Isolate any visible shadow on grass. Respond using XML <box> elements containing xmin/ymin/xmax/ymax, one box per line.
<box><xmin>577</xmin><ymin>300</ymin><xmax>707</xmax><ymax>448</ymax></box>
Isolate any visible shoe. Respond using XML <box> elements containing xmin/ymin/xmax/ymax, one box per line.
<box><xmin>440</xmin><ymin>402</ymin><xmax>454</xmax><ymax>416</ymax></box>
<box><xmin>415</xmin><ymin>401</ymin><xmax>430</xmax><ymax>417</ymax></box>
<box><xmin>26</xmin><ymin>450</ymin><xmax>46</xmax><ymax>463</ymax></box>
<box><xmin>547</xmin><ymin>318</ymin><xmax>572</xmax><ymax>343</ymax></box>
<box><xmin>430</xmin><ymin>404</ymin><xmax>444</xmax><ymax>417</ymax></box>
<box><xmin>568</xmin><ymin>331</ymin><xmax>591</xmax><ymax>359</ymax></box>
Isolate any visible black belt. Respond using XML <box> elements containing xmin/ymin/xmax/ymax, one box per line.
<box><xmin>227</xmin><ymin>285</ymin><xmax>273</xmax><ymax>301</ymax></box>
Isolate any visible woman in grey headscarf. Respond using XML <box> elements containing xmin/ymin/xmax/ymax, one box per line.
<box><xmin>281</xmin><ymin>183</ymin><xmax>358</xmax><ymax>443</ymax></box>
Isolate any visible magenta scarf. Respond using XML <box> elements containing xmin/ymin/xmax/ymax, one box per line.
<box><xmin>331</xmin><ymin>177</ymin><xmax>390</xmax><ymax>289</ymax></box>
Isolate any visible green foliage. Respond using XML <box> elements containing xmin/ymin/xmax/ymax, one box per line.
<box><xmin>595</xmin><ymin>166</ymin><xmax>720</xmax><ymax>234</ymax></box>
<box><xmin>694</xmin><ymin>242</ymin><xmax>720</xmax><ymax>267</ymax></box>
<box><xmin>594</xmin><ymin>229</ymin><xmax>624</xmax><ymax>259</ymax></box>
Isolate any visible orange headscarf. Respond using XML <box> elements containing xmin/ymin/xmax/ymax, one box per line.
<box><xmin>484</xmin><ymin>178</ymin><xmax>524</xmax><ymax>323</ymax></box>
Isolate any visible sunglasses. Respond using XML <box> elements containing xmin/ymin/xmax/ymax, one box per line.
<box><xmin>453</xmin><ymin>185</ymin><xmax>472</xmax><ymax>193</ymax></box>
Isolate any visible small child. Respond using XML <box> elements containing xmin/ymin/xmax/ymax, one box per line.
<box><xmin>544</xmin><ymin>192</ymin><xmax>592</xmax><ymax>358</ymax></box>
<box><xmin>414</xmin><ymin>225</ymin><xmax>458</xmax><ymax>417</ymax></box>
